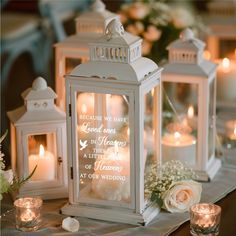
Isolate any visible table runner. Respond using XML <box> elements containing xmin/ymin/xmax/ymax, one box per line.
<box><xmin>1</xmin><ymin>163</ymin><xmax>236</xmax><ymax>236</ymax></box>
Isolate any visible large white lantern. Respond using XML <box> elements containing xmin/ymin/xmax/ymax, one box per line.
<box><xmin>204</xmin><ymin>0</ymin><xmax>236</xmax><ymax>59</ymax></box>
<box><xmin>54</xmin><ymin>0</ymin><xmax>119</xmax><ymax>110</ymax></box>
<box><xmin>7</xmin><ymin>77</ymin><xmax>67</xmax><ymax>199</ymax></box>
<box><xmin>61</xmin><ymin>19</ymin><xmax>162</xmax><ymax>225</ymax></box>
<box><xmin>162</xmin><ymin>29</ymin><xmax>221</xmax><ymax>181</ymax></box>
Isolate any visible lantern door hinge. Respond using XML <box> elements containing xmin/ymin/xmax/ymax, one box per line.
<box><xmin>69</xmin><ymin>104</ymin><xmax>71</xmax><ymax>117</ymax></box>
<box><xmin>70</xmin><ymin>167</ymin><xmax>73</xmax><ymax>179</ymax></box>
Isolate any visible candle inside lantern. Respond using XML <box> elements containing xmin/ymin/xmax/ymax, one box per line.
<box><xmin>77</xmin><ymin>93</ymin><xmax>95</xmax><ymax>116</ymax></box>
<box><xmin>14</xmin><ymin>197</ymin><xmax>42</xmax><ymax>232</ymax></box>
<box><xmin>225</xmin><ymin>120</ymin><xmax>236</xmax><ymax>141</ymax></box>
<box><xmin>29</xmin><ymin>144</ymin><xmax>55</xmax><ymax>181</ymax></box>
<box><xmin>91</xmin><ymin>142</ymin><xmax>130</xmax><ymax>202</ymax></box>
<box><xmin>216</xmin><ymin>57</ymin><xmax>236</xmax><ymax>102</ymax></box>
<box><xmin>190</xmin><ymin>203</ymin><xmax>221</xmax><ymax>236</ymax></box>
<box><xmin>162</xmin><ymin>131</ymin><xmax>196</xmax><ymax>165</ymax></box>
<box><xmin>187</xmin><ymin>105</ymin><xmax>197</xmax><ymax>130</ymax></box>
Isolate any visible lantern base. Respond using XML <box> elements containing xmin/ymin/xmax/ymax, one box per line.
<box><xmin>61</xmin><ymin>202</ymin><xmax>160</xmax><ymax>225</ymax></box>
<box><xmin>195</xmin><ymin>158</ymin><xmax>221</xmax><ymax>182</ymax></box>
<box><xmin>16</xmin><ymin>186</ymin><xmax>68</xmax><ymax>200</ymax></box>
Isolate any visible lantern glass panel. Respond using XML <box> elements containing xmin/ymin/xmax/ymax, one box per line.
<box><xmin>65</xmin><ymin>58</ymin><xmax>82</xmax><ymax>74</ymax></box>
<box><xmin>28</xmin><ymin>133</ymin><xmax>57</xmax><ymax>182</ymax></box>
<box><xmin>144</xmin><ymin>86</ymin><xmax>160</xmax><ymax>201</ymax></box>
<box><xmin>208</xmin><ymin>79</ymin><xmax>215</xmax><ymax>160</ymax></box>
<box><xmin>162</xmin><ymin>82</ymin><xmax>198</xmax><ymax>166</ymax></box>
<box><xmin>76</xmin><ymin>91</ymin><xmax>131</xmax><ymax>204</ymax></box>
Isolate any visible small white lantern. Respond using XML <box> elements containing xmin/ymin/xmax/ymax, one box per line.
<box><xmin>162</xmin><ymin>29</ymin><xmax>221</xmax><ymax>181</ymax></box>
<box><xmin>54</xmin><ymin>0</ymin><xmax>119</xmax><ymax>110</ymax></box>
<box><xmin>204</xmin><ymin>0</ymin><xmax>236</xmax><ymax>59</ymax></box>
<box><xmin>61</xmin><ymin>19</ymin><xmax>162</xmax><ymax>225</ymax></box>
<box><xmin>7</xmin><ymin>77</ymin><xmax>67</xmax><ymax>199</ymax></box>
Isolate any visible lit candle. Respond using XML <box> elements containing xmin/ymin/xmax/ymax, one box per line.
<box><xmin>216</xmin><ymin>58</ymin><xmax>236</xmax><ymax>102</ymax></box>
<box><xmin>190</xmin><ymin>203</ymin><xmax>221</xmax><ymax>235</ymax></box>
<box><xmin>14</xmin><ymin>197</ymin><xmax>43</xmax><ymax>232</ymax></box>
<box><xmin>187</xmin><ymin>105</ymin><xmax>197</xmax><ymax>130</ymax></box>
<box><xmin>29</xmin><ymin>144</ymin><xmax>55</xmax><ymax>181</ymax></box>
<box><xmin>162</xmin><ymin>131</ymin><xmax>196</xmax><ymax>165</ymax></box>
<box><xmin>225</xmin><ymin>120</ymin><xmax>236</xmax><ymax>141</ymax></box>
<box><xmin>77</xmin><ymin>93</ymin><xmax>94</xmax><ymax>117</ymax></box>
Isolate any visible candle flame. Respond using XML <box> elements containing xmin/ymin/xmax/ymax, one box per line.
<box><xmin>127</xmin><ymin>128</ymin><xmax>130</xmax><ymax>136</ymax></box>
<box><xmin>188</xmin><ymin>105</ymin><xmax>194</xmax><ymax>118</ymax></box>
<box><xmin>151</xmin><ymin>88</ymin><xmax>155</xmax><ymax>96</ymax></box>
<box><xmin>81</xmin><ymin>104</ymin><xmax>87</xmax><ymax>114</ymax></box>
<box><xmin>222</xmin><ymin>58</ymin><xmax>230</xmax><ymax>69</ymax></box>
<box><xmin>39</xmin><ymin>144</ymin><xmax>45</xmax><ymax>157</ymax></box>
<box><xmin>203</xmin><ymin>50</ymin><xmax>211</xmax><ymax>60</ymax></box>
<box><xmin>234</xmin><ymin>127</ymin><xmax>236</xmax><ymax>136</ymax></box>
<box><xmin>174</xmin><ymin>132</ymin><xmax>181</xmax><ymax>139</ymax></box>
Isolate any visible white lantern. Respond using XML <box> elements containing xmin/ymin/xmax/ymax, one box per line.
<box><xmin>204</xmin><ymin>0</ymin><xmax>236</xmax><ymax>59</ymax></box>
<box><xmin>7</xmin><ymin>77</ymin><xmax>67</xmax><ymax>199</ymax></box>
<box><xmin>162</xmin><ymin>29</ymin><xmax>221</xmax><ymax>181</ymax></box>
<box><xmin>54</xmin><ymin>0</ymin><xmax>119</xmax><ymax>110</ymax></box>
<box><xmin>61</xmin><ymin>19</ymin><xmax>162</xmax><ymax>225</ymax></box>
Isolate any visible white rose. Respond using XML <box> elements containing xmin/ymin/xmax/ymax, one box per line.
<box><xmin>163</xmin><ymin>180</ymin><xmax>202</xmax><ymax>213</ymax></box>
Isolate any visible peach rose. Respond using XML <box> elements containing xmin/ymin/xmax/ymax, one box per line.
<box><xmin>163</xmin><ymin>180</ymin><xmax>202</xmax><ymax>213</ymax></box>
<box><xmin>143</xmin><ymin>25</ymin><xmax>162</xmax><ymax>42</ymax></box>
<box><xmin>142</xmin><ymin>40</ymin><xmax>152</xmax><ymax>56</ymax></box>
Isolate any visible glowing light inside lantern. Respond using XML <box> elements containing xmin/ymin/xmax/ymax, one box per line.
<box><xmin>151</xmin><ymin>88</ymin><xmax>155</xmax><ymax>96</ymax></box>
<box><xmin>127</xmin><ymin>128</ymin><xmax>130</xmax><ymax>136</ymax></box>
<box><xmin>81</xmin><ymin>104</ymin><xmax>87</xmax><ymax>114</ymax></box>
<box><xmin>174</xmin><ymin>132</ymin><xmax>181</xmax><ymax>145</ymax></box>
<box><xmin>39</xmin><ymin>144</ymin><xmax>44</xmax><ymax>157</ymax></box>
<box><xmin>203</xmin><ymin>50</ymin><xmax>211</xmax><ymax>60</ymax></box>
<box><xmin>188</xmin><ymin>105</ymin><xmax>194</xmax><ymax>119</ymax></box>
<box><xmin>222</xmin><ymin>58</ymin><xmax>230</xmax><ymax>70</ymax></box>
<box><xmin>234</xmin><ymin>127</ymin><xmax>236</xmax><ymax>136</ymax></box>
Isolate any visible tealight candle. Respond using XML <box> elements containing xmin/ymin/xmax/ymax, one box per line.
<box><xmin>190</xmin><ymin>203</ymin><xmax>221</xmax><ymax>236</ymax></box>
<box><xmin>216</xmin><ymin>58</ymin><xmax>236</xmax><ymax>102</ymax></box>
<box><xmin>162</xmin><ymin>131</ymin><xmax>196</xmax><ymax>165</ymax></box>
<box><xmin>14</xmin><ymin>197</ymin><xmax>42</xmax><ymax>232</ymax></box>
<box><xmin>187</xmin><ymin>105</ymin><xmax>197</xmax><ymax>130</ymax></box>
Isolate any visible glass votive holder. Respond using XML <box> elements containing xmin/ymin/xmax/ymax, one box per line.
<box><xmin>190</xmin><ymin>203</ymin><xmax>221</xmax><ymax>236</ymax></box>
<box><xmin>14</xmin><ymin>197</ymin><xmax>43</xmax><ymax>232</ymax></box>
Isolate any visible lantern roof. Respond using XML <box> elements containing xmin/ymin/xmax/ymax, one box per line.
<box><xmin>75</xmin><ymin>0</ymin><xmax>119</xmax><ymax>34</ymax></box>
<box><xmin>70</xmin><ymin>19</ymin><xmax>159</xmax><ymax>83</ymax></box>
<box><xmin>167</xmin><ymin>28</ymin><xmax>205</xmax><ymax>51</ymax></box>
<box><xmin>7</xmin><ymin>77</ymin><xmax>65</xmax><ymax>125</ymax></box>
<box><xmin>22</xmin><ymin>77</ymin><xmax>57</xmax><ymax>101</ymax></box>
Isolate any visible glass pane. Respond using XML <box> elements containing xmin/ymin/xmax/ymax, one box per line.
<box><xmin>77</xmin><ymin>92</ymin><xmax>130</xmax><ymax>204</ymax></box>
<box><xmin>28</xmin><ymin>133</ymin><xmax>57</xmax><ymax>181</ymax></box>
<box><xmin>144</xmin><ymin>86</ymin><xmax>160</xmax><ymax>202</ymax></box>
<box><xmin>208</xmin><ymin>80</ymin><xmax>215</xmax><ymax>160</ymax></box>
<box><xmin>65</xmin><ymin>58</ymin><xmax>82</xmax><ymax>74</ymax></box>
<box><xmin>162</xmin><ymin>82</ymin><xmax>198</xmax><ymax>166</ymax></box>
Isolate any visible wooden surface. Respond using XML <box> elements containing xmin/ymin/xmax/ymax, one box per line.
<box><xmin>170</xmin><ymin>190</ymin><xmax>236</xmax><ymax>236</ymax></box>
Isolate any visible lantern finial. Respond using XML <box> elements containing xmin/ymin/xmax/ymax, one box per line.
<box><xmin>180</xmin><ymin>28</ymin><xmax>194</xmax><ymax>41</ymax></box>
<box><xmin>91</xmin><ymin>0</ymin><xmax>105</xmax><ymax>12</ymax></box>
<box><xmin>32</xmin><ymin>77</ymin><xmax>47</xmax><ymax>91</ymax></box>
<box><xmin>105</xmin><ymin>19</ymin><xmax>125</xmax><ymax>40</ymax></box>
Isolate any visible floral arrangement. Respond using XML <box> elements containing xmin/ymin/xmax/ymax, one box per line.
<box><xmin>145</xmin><ymin>160</ymin><xmax>202</xmax><ymax>213</ymax></box>
<box><xmin>119</xmin><ymin>0</ymin><xmax>205</xmax><ymax>63</ymax></box>
<box><xmin>0</xmin><ymin>131</ymin><xmax>36</xmax><ymax>200</ymax></box>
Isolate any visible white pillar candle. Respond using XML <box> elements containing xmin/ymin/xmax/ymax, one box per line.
<box><xmin>29</xmin><ymin>145</ymin><xmax>55</xmax><ymax>181</ymax></box>
<box><xmin>217</xmin><ymin>58</ymin><xmax>236</xmax><ymax>102</ymax></box>
<box><xmin>162</xmin><ymin>132</ymin><xmax>196</xmax><ymax>165</ymax></box>
<box><xmin>91</xmin><ymin>142</ymin><xmax>130</xmax><ymax>202</ymax></box>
